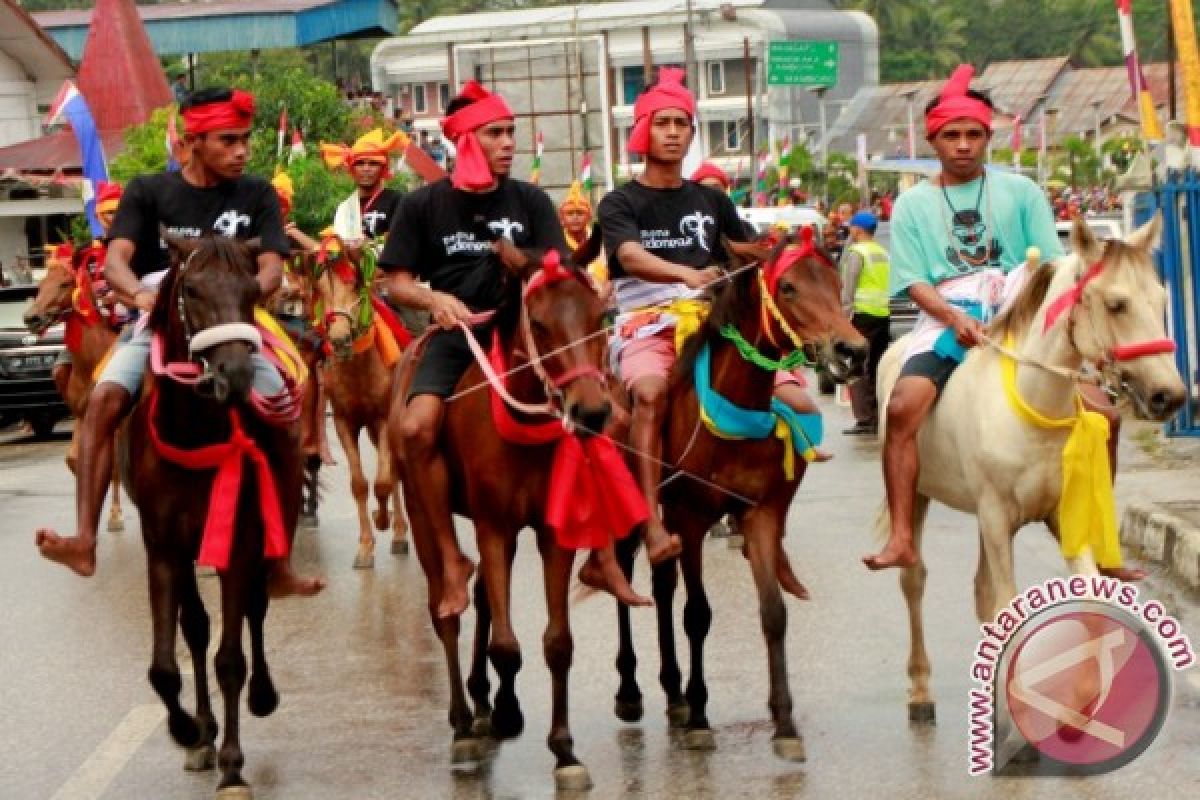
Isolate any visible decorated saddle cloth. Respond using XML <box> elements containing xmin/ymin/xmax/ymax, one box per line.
<box><xmin>902</xmin><ymin>265</ymin><xmax>1028</xmax><ymax>363</ymax></box>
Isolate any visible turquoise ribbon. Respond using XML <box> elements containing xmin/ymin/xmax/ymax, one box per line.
<box><xmin>933</xmin><ymin>300</ymin><xmax>985</xmax><ymax>363</ymax></box>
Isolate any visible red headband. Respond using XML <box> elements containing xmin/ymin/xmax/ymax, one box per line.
<box><xmin>690</xmin><ymin>161</ymin><xmax>730</xmax><ymax>189</ymax></box>
<box><xmin>182</xmin><ymin>90</ymin><xmax>256</xmax><ymax>135</ymax></box>
<box><xmin>925</xmin><ymin>65</ymin><xmax>992</xmax><ymax>137</ymax></box>
<box><xmin>764</xmin><ymin>227</ymin><xmax>832</xmax><ymax>294</ymax></box>
<box><xmin>441</xmin><ymin>81</ymin><xmax>514</xmax><ymax>191</ymax></box>
<box><xmin>627</xmin><ymin>67</ymin><xmax>695</xmax><ymax>155</ymax></box>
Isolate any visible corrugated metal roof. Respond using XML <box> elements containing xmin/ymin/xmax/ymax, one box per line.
<box><xmin>77</xmin><ymin>0</ymin><xmax>172</xmax><ymax>133</ymax></box>
<box><xmin>977</xmin><ymin>57</ymin><xmax>1069</xmax><ymax>117</ymax></box>
<box><xmin>0</xmin><ymin>129</ymin><xmax>126</xmax><ymax>171</ymax></box>
<box><xmin>0</xmin><ymin>0</ymin><xmax>74</xmax><ymax>80</ymax></box>
<box><xmin>410</xmin><ymin>0</ymin><xmax>764</xmax><ymax>37</ymax></box>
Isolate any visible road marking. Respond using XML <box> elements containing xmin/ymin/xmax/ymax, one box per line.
<box><xmin>50</xmin><ymin>704</ymin><xmax>165</xmax><ymax>800</ymax></box>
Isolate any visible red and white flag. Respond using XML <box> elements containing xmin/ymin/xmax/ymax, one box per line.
<box><xmin>276</xmin><ymin>106</ymin><xmax>288</xmax><ymax>160</ymax></box>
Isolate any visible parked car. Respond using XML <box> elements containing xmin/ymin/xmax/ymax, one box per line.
<box><xmin>1056</xmin><ymin>215</ymin><xmax>1124</xmax><ymax>251</ymax></box>
<box><xmin>0</xmin><ymin>285</ymin><xmax>69</xmax><ymax>437</ymax></box>
<box><xmin>737</xmin><ymin>205</ymin><xmax>827</xmax><ymax>237</ymax></box>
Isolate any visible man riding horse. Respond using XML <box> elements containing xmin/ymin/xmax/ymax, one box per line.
<box><xmin>320</xmin><ymin>128</ymin><xmax>407</xmax><ymax>243</ymax></box>
<box><xmin>863</xmin><ymin>65</ymin><xmax>1140</xmax><ymax>582</ymax></box>
<box><xmin>34</xmin><ymin>87</ymin><xmax>324</xmax><ymax>598</ymax></box>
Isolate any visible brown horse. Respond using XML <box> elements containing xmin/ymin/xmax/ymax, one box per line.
<box><xmin>388</xmin><ymin>244</ymin><xmax>614</xmax><ymax>791</ymax></box>
<box><xmin>119</xmin><ymin>235</ymin><xmax>303</xmax><ymax>800</ymax></box>
<box><xmin>311</xmin><ymin>243</ymin><xmax>408</xmax><ymax>568</ymax></box>
<box><xmin>24</xmin><ymin>254</ymin><xmax>125</xmax><ymax>532</ymax></box>
<box><xmin>610</xmin><ymin>236</ymin><xmax>868</xmax><ymax>760</ymax></box>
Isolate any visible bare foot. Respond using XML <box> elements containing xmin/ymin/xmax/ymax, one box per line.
<box><xmin>35</xmin><ymin>529</ymin><xmax>97</xmax><ymax>576</ymax></box>
<box><xmin>644</xmin><ymin>521</ymin><xmax>682</xmax><ymax>565</ymax></box>
<box><xmin>862</xmin><ymin>539</ymin><xmax>918</xmax><ymax>571</ymax></box>
<box><xmin>579</xmin><ymin>552</ymin><xmax>653</xmax><ymax>607</ymax></box>
<box><xmin>812</xmin><ymin>448</ymin><xmax>833</xmax><ymax>463</ymax></box>
<box><xmin>267</xmin><ymin>561</ymin><xmax>326</xmax><ymax>598</ymax></box>
<box><xmin>436</xmin><ymin>555</ymin><xmax>475</xmax><ymax>618</ymax></box>
<box><xmin>1099</xmin><ymin>565</ymin><xmax>1147</xmax><ymax>582</ymax></box>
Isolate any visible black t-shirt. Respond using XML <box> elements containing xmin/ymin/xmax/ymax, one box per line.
<box><xmin>361</xmin><ymin>187</ymin><xmax>402</xmax><ymax>240</ymax></box>
<box><xmin>379</xmin><ymin>177</ymin><xmax>566</xmax><ymax>312</ymax></box>
<box><xmin>109</xmin><ymin>171</ymin><xmax>290</xmax><ymax>278</ymax></box>
<box><xmin>598</xmin><ymin>179</ymin><xmax>747</xmax><ymax>280</ymax></box>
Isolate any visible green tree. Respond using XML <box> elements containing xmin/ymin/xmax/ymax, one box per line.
<box><xmin>881</xmin><ymin>3</ymin><xmax>968</xmax><ymax>81</ymax></box>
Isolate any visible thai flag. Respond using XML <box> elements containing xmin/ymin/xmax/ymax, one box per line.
<box><xmin>166</xmin><ymin>107</ymin><xmax>181</xmax><ymax>172</ymax></box>
<box><xmin>47</xmin><ymin>81</ymin><xmax>109</xmax><ymax>237</ymax></box>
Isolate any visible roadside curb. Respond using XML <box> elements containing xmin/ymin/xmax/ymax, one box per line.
<box><xmin>1121</xmin><ymin>503</ymin><xmax>1200</xmax><ymax>591</ymax></box>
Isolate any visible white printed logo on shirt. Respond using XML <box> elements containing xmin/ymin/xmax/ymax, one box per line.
<box><xmin>638</xmin><ymin>209</ymin><xmax>714</xmax><ymax>252</ymax></box>
<box><xmin>212</xmin><ymin>210</ymin><xmax>252</xmax><ymax>238</ymax></box>
<box><xmin>679</xmin><ymin>211</ymin><xmax>715</xmax><ymax>252</ymax></box>
<box><xmin>487</xmin><ymin>217</ymin><xmax>525</xmax><ymax>241</ymax></box>
<box><xmin>363</xmin><ymin>210</ymin><xmax>388</xmax><ymax>237</ymax></box>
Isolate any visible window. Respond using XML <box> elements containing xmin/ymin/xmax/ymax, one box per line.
<box><xmin>724</xmin><ymin>120</ymin><xmax>741</xmax><ymax>151</ymax></box>
<box><xmin>621</xmin><ymin>65</ymin><xmax>645</xmax><ymax>105</ymax></box>
<box><xmin>438</xmin><ymin>83</ymin><xmax>450</xmax><ymax>112</ymax></box>
<box><xmin>708</xmin><ymin>61</ymin><xmax>725</xmax><ymax>95</ymax></box>
<box><xmin>413</xmin><ymin>84</ymin><xmax>427</xmax><ymax>114</ymax></box>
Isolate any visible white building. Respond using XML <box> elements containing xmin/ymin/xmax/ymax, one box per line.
<box><xmin>371</xmin><ymin>0</ymin><xmax>877</xmax><ymax>194</ymax></box>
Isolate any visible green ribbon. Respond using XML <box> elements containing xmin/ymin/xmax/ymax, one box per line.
<box><xmin>719</xmin><ymin>324</ymin><xmax>810</xmax><ymax>371</ymax></box>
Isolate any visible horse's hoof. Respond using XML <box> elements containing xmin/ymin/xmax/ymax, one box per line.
<box><xmin>772</xmin><ymin>736</ymin><xmax>807</xmax><ymax>762</ymax></box>
<box><xmin>727</xmin><ymin>534</ymin><xmax>745</xmax><ymax>550</ymax></box>
<box><xmin>215</xmin><ymin>785</ymin><xmax>253</xmax><ymax>800</ymax></box>
<box><xmin>554</xmin><ymin>764</ymin><xmax>593</xmax><ymax>792</ymax></box>
<box><xmin>352</xmin><ymin>551</ymin><xmax>374</xmax><ymax>570</ymax></box>
<box><xmin>298</xmin><ymin>512</ymin><xmax>319</xmax><ymax>529</ymax></box>
<box><xmin>183</xmin><ymin>744</ymin><xmax>216</xmax><ymax>772</ymax></box>
<box><xmin>683</xmin><ymin>728</ymin><xmax>716</xmax><ymax>751</ymax></box>
<box><xmin>666</xmin><ymin>702</ymin><xmax>690</xmax><ymax>728</ymax></box>
<box><xmin>708</xmin><ymin>520</ymin><xmax>731</xmax><ymax>538</ymax></box>
<box><xmin>451</xmin><ymin>737</ymin><xmax>484</xmax><ymax>764</ymax></box>
<box><xmin>196</xmin><ymin>566</ymin><xmax>218</xmax><ymax>579</ymax></box>
<box><xmin>470</xmin><ymin>715</ymin><xmax>492</xmax><ymax>737</ymax></box>
<box><xmin>107</xmin><ymin>516</ymin><xmax>124</xmax><ymax>533</ymax></box>
<box><xmin>614</xmin><ymin>697</ymin><xmax>643</xmax><ymax>722</ymax></box>
<box><xmin>490</xmin><ymin>707</ymin><xmax>524</xmax><ymax>739</ymax></box>
<box><xmin>391</xmin><ymin>538</ymin><xmax>409</xmax><ymax>556</ymax></box>
<box><xmin>908</xmin><ymin>701</ymin><xmax>936</xmax><ymax>725</ymax></box>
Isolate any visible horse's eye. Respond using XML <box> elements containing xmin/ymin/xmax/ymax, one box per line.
<box><xmin>1106</xmin><ymin>298</ymin><xmax>1127</xmax><ymax>314</ymax></box>
<box><xmin>530</xmin><ymin>318</ymin><xmax>549</xmax><ymax>337</ymax></box>
<box><xmin>61</xmin><ymin>281</ymin><xmax>74</xmax><ymax>290</ymax></box>
<box><xmin>183</xmin><ymin>283</ymin><xmax>199</xmax><ymax>299</ymax></box>
<box><xmin>779</xmin><ymin>281</ymin><xmax>798</xmax><ymax>299</ymax></box>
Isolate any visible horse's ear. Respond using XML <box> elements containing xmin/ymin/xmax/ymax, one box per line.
<box><xmin>1126</xmin><ymin>212</ymin><xmax>1162</xmax><ymax>254</ymax></box>
<box><xmin>725</xmin><ymin>237</ymin><xmax>769</xmax><ymax>266</ymax></box>
<box><xmin>571</xmin><ymin>226</ymin><xmax>603</xmax><ymax>270</ymax></box>
<box><xmin>160</xmin><ymin>225</ymin><xmax>198</xmax><ymax>263</ymax></box>
<box><xmin>1069</xmin><ymin>216</ymin><xmax>1101</xmax><ymax>260</ymax></box>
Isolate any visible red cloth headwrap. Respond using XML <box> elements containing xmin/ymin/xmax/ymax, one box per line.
<box><xmin>441</xmin><ymin>81</ymin><xmax>514</xmax><ymax>191</ymax></box>
<box><xmin>764</xmin><ymin>226</ymin><xmax>832</xmax><ymax>294</ymax></box>
<box><xmin>182</xmin><ymin>90</ymin><xmax>256</xmax><ymax>135</ymax></box>
<box><xmin>925</xmin><ymin>64</ymin><xmax>992</xmax><ymax>137</ymax></box>
<box><xmin>627</xmin><ymin>67</ymin><xmax>695</xmax><ymax>155</ymax></box>
<box><xmin>690</xmin><ymin>161</ymin><xmax>730</xmax><ymax>189</ymax></box>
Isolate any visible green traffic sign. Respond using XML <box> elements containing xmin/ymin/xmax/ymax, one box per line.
<box><xmin>767</xmin><ymin>40</ymin><xmax>839</xmax><ymax>87</ymax></box>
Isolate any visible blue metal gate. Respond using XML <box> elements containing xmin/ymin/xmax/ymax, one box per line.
<box><xmin>1139</xmin><ymin>177</ymin><xmax>1200</xmax><ymax>436</ymax></box>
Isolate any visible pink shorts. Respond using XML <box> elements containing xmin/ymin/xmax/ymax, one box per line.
<box><xmin>618</xmin><ymin>330</ymin><xmax>676</xmax><ymax>391</ymax></box>
<box><xmin>773</xmin><ymin>368</ymin><xmax>808</xmax><ymax>389</ymax></box>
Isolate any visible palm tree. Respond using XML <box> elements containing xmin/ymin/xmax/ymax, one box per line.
<box><xmin>832</xmin><ymin>0</ymin><xmax>921</xmax><ymax>32</ymax></box>
<box><xmin>885</xmin><ymin>4</ymin><xmax>969</xmax><ymax>81</ymax></box>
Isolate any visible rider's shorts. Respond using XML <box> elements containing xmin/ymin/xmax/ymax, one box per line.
<box><xmin>97</xmin><ymin>325</ymin><xmax>285</xmax><ymax>397</ymax></box>
<box><xmin>897</xmin><ymin>350</ymin><xmax>960</xmax><ymax>396</ymax></box>
<box><xmin>408</xmin><ymin>325</ymin><xmax>487</xmax><ymax>402</ymax></box>
<box><xmin>617</xmin><ymin>329</ymin><xmax>676</xmax><ymax>392</ymax></box>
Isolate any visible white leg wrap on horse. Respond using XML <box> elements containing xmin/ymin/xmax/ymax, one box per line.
<box><xmin>189</xmin><ymin>323</ymin><xmax>263</xmax><ymax>354</ymax></box>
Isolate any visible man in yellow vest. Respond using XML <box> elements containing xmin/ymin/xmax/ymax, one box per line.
<box><xmin>841</xmin><ymin>210</ymin><xmax>890</xmax><ymax>434</ymax></box>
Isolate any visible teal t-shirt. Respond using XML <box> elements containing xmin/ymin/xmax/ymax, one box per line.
<box><xmin>888</xmin><ymin>168</ymin><xmax>1064</xmax><ymax>298</ymax></box>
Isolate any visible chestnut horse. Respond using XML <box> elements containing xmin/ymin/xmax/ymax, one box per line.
<box><xmin>610</xmin><ymin>236</ymin><xmax>867</xmax><ymax>760</ymax></box>
<box><xmin>310</xmin><ymin>242</ymin><xmax>408</xmax><ymax>568</ymax></box>
<box><xmin>24</xmin><ymin>254</ymin><xmax>124</xmax><ymax>532</ymax></box>
<box><xmin>119</xmin><ymin>235</ymin><xmax>303</xmax><ymax>799</ymax></box>
<box><xmin>388</xmin><ymin>244</ymin><xmax>614</xmax><ymax>791</ymax></box>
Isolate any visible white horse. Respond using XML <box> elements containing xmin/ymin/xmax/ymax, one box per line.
<box><xmin>873</xmin><ymin>215</ymin><xmax>1186</xmax><ymax>721</ymax></box>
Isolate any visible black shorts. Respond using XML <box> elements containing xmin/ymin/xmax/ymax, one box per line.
<box><xmin>898</xmin><ymin>351</ymin><xmax>960</xmax><ymax>396</ymax></box>
<box><xmin>408</xmin><ymin>326</ymin><xmax>487</xmax><ymax>401</ymax></box>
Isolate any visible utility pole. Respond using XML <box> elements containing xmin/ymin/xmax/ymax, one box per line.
<box><xmin>1169</xmin><ymin>4</ymin><xmax>1178</xmax><ymax>121</ymax></box>
<box><xmin>684</xmin><ymin>0</ymin><xmax>698</xmax><ymax>91</ymax></box>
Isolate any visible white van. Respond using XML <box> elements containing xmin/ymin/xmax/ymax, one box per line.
<box><xmin>737</xmin><ymin>206</ymin><xmax>827</xmax><ymax>237</ymax></box>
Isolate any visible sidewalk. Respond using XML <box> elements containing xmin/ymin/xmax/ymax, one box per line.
<box><xmin>1117</xmin><ymin>420</ymin><xmax>1200</xmax><ymax>593</ymax></box>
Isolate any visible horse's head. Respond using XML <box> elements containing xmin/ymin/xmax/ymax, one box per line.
<box><xmin>267</xmin><ymin>260</ymin><xmax>313</xmax><ymax>321</ymax></box>
<box><xmin>311</xmin><ymin>239</ymin><xmax>367</xmax><ymax>362</ymax></box>
<box><xmin>520</xmin><ymin>250</ymin><xmax>612</xmax><ymax>436</ymax></box>
<box><xmin>24</xmin><ymin>255</ymin><xmax>75</xmax><ymax>335</ymax></box>
<box><xmin>154</xmin><ymin>233</ymin><xmax>262</xmax><ymax>404</ymax></box>
<box><xmin>734</xmin><ymin>229</ymin><xmax>868</xmax><ymax>381</ymax></box>
<box><xmin>1062</xmin><ymin>214</ymin><xmax>1185</xmax><ymax>421</ymax></box>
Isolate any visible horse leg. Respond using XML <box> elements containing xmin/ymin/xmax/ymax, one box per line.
<box><xmin>740</xmin><ymin>506</ymin><xmax>805</xmax><ymax>761</ymax></box>
<box><xmin>675</xmin><ymin>520</ymin><xmax>715</xmax><ymax>750</ymax></box>
<box><xmin>466</xmin><ymin>575</ymin><xmax>493</xmax><ymax>736</ymax></box>
<box><xmin>900</xmin><ymin>496</ymin><xmax>936</xmax><ymax>724</ymax></box>
<box><xmin>106</xmin><ymin>444</ymin><xmax>124</xmax><ymax>533</ymax></box>
<box><xmin>178</xmin><ymin>564</ymin><xmax>218</xmax><ymax>771</ymax></box>
<box><xmin>146</xmin><ymin>554</ymin><xmax>202</xmax><ymax>750</ymax></box>
<box><xmin>300</xmin><ymin>455</ymin><xmax>320</xmax><ymax>526</ymax></box>
<box><xmin>245</xmin><ymin>575</ymin><xmax>279</xmax><ymax>719</ymax></box>
<box><xmin>479</xmin><ymin>527</ymin><xmax>524</xmax><ymax>739</ymax></box>
<box><xmin>367</xmin><ymin>426</ymin><xmax>391</xmax><ymax>533</ymax></box>
<box><xmin>214</xmin><ymin>574</ymin><xmax>250</xmax><ymax>795</ymax></box>
<box><xmin>651</xmin><ymin>552</ymin><xmax>687</xmax><ymax>727</ymax></box>
<box><xmin>976</xmin><ymin>493</ymin><xmax>1019</xmax><ymax>620</ymax></box>
<box><xmin>333</xmin><ymin>415</ymin><xmax>374</xmax><ymax>570</ymax></box>
<box><xmin>613</xmin><ymin>533</ymin><xmax>644</xmax><ymax>722</ymax></box>
<box><xmin>538</xmin><ymin>530</ymin><xmax>591</xmax><ymax>791</ymax></box>
<box><xmin>374</xmin><ymin>423</ymin><xmax>408</xmax><ymax>556</ymax></box>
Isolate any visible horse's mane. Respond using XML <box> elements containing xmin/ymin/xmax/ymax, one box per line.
<box><xmin>148</xmin><ymin>236</ymin><xmax>257</xmax><ymax>332</ymax></box>
<box><xmin>673</xmin><ymin>263</ymin><xmax>757</xmax><ymax>386</ymax></box>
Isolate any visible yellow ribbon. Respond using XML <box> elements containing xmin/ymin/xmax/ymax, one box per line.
<box><xmin>254</xmin><ymin>307</ymin><xmax>309</xmax><ymax>388</ymax></box>
<box><xmin>699</xmin><ymin>406</ymin><xmax>797</xmax><ymax>481</ymax></box>
<box><xmin>1000</xmin><ymin>337</ymin><xmax>1121</xmax><ymax>568</ymax></box>
<box><xmin>758</xmin><ymin>271</ymin><xmax>806</xmax><ymax>353</ymax></box>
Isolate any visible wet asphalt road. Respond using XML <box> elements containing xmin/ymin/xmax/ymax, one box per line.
<box><xmin>1</xmin><ymin>404</ymin><xmax>1198</xmax><ymax>800</ymax></box>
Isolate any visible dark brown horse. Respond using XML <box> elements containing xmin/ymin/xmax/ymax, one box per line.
<box><xmin>24</xmin><ymin>253</ymin><xmax>125</xmax><ymax>531</ymax></box>
<box><xmin>388</xmin><ymin>243</ymin><xmax>614</xmax><ymax>791</ymax></box>
<box><xmin>611</xmin><ymin>235</ymin><xmax>868</xmax><ymax>760</ymax></box>
<box><xmin>120</xmin><ymin>235</ymin><xmax>303</xmax><ymax>800</ymax></box>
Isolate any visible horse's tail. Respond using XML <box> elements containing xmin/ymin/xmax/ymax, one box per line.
<box><xmin>571</xmin><ymin>225</ymin><xmax>604</xmax><ymax>270</ymax></box>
